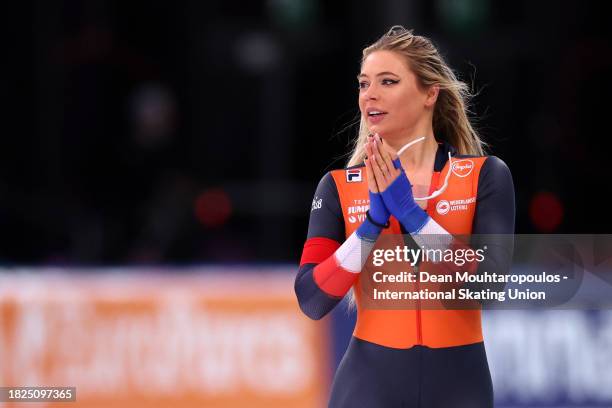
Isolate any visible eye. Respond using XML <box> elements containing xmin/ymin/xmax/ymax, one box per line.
<box><xmin>382</xmin><ymin>78</ymin><xmax>399</xmax><ymax>85</ymax></box>
<box><xmin>358</xmin><ymin>81</ymin><xmax>369</xmax><ymax>90</ymax></box>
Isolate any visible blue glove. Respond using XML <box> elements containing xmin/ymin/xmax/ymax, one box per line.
<box><xmin>368</xmin><ymin>190</ymin><xmax>390</xmax><ymax>225</ymax></box>
<box><xmin>356</xmin><ymin>190</ymin><xmax>390</xmax><ymax>241</ymax></box>
<box><xmin>380</xmin><ymin>166</ymin><xmax>429</xmax><ymax>234</ymax></box>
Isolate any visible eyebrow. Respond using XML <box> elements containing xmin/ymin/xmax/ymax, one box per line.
<box><xmin>357</xmin><ymin>71</ymin><xmax>400</xmax><ymax>79</ymax></box>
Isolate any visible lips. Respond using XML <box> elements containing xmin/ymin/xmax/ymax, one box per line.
<box><xmin>366</xmin><ymin>107</ymin><xmax>388</xmax><ymax>124</ymax></box>
<box><xmin>367</xmin><ymin>112</ymin><xmax>387</xmax><ymax>124</ymax></box>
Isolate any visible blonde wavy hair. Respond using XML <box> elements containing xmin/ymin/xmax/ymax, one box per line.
<box><xmin>347</xmin><ymin>26</ymin><xmax>486</xmax><ymax>167</ymax></box>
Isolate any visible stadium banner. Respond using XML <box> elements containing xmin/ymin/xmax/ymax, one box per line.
<box><xmin>0</xmin><ymin>269</ymin><xmax>329</xmax><ymax>408</ymax></box>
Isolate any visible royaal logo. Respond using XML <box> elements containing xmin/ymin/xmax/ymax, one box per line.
<box><xmin>436</xmin><ymin>197</ymin><xmax>476</xmax><ymax>215</ymax></box>
<box><xmin>451</xmin><ymin>160</ymin><xmax>474</xmax><ymax>177</ymax></box>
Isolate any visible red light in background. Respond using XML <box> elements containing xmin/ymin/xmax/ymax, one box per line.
<box><xmin>529</xmin><ymin>191</ymin><xmax>564</xmax><ymax>232</ymax></box>
<box><xmin>194</xmin><ymin>188</ymin><xmax>232</xmax><ymax>227</ymax></box>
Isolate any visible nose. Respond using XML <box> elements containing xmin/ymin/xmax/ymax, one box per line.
<box><xmin>361</xmin><ymin>83</ymin><xmax>379</xmax><ymax>101</ymax></box>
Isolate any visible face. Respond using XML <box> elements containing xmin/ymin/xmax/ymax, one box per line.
<box><xmin>358</xmin><ymin>50</ymin><xmax>435</xmax><ymax>140</ymax></box>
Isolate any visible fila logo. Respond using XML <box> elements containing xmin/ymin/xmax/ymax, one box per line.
<box><xmin>346</xmin><ymin>169</ymin><xmax>362</xmax><ymax>183</ymax></box>
<box><xmin>451</xmin><ymin>160</ymin><xmax>474</xmax><ymax>177</ymax></box>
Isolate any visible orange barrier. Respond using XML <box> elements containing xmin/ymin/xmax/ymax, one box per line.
<box><xmin>0</xmin><ymin>269</ymin><xmax>329</xmax><ymax>408</ymax></box>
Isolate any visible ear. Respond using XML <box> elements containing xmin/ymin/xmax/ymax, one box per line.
<box><xmin>425</xmin><ymin>85</ymin><xmax>439</xmax><ymax>108</ymax></box>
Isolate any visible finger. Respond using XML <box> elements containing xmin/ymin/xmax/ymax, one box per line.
<box><xmin>376</xmin><ymin>133</ymin><xmax>394</xmax><ymax>165</ymax></box>
<box><xmin>370</xmin><ymin>152</ymin><xmax>389</xmax><ymax>192</ymax></box>
<box><xmin>372</xmin><ymin>137</ymin><xmax>393</xmax><ymax>184</ymax></box>
<box><xmin>376</xmin><ymin>134</ymin><xmax>401</xmax><ymax>178</ymax></box>
<box><xmin>364</xmin><ymin>159</ymin><xmax>379</xmax><ymax>193</ymax></box>
<box><xmin>366</xmin><ymin>140</ymin><xmax>385</xmax><ymax>191</ymax></box>
<box><xmin>371</xmin><ymin>139</ymin><xmax>393</xmax><ymax>190</ymax></box>
<box><xmin>364</xmin><ymin>157</ymin><xmax>379</xmax><ymax>193</ymax></box>
<box><xmin>365</xmin><ymin>138</ymin><xmax>382</xmax><ymax>192</ymax></box>
<box><xmin>365</xmin><ymin>139</ymin><xmax>375</xmax><ymax>167</ymax></box>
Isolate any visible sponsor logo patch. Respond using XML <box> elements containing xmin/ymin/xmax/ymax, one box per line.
<box><xmin>451</xmin><ymin>159</ymin><xmax>474</xmax><ymax>177</ymax></box>
<box><xmin>311</xmin><ymin>197</ymin><xmax>322</xmax><ymax>211</ymax></box>
<box><xmin>436</xmin><ymin>197</ymin><xmax>476</xmax><ymax>215</ymax></box>
<box><xmin>346</xmin><ymin>169</ymin><xmax>362</xmax><ymax>183</ymax></box>
<box><xmin>436</xmin><ymin>200</ymin><xmax>450</xmax><ymax>215</ymax></box>
<box><xmin>347</xmin><ymin>200</ymin><xmax>369</xmax><ymax>223</ymax></box>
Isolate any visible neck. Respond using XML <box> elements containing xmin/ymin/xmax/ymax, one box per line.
<box><xmin>385</xmin><ymin>129</ymin><xmax>438</xmax><ymax>171</ymax></box>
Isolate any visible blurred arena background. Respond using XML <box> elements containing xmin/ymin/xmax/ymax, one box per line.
<box><xmin>2</xmin><ymin>1</ymin><xmax>612</xmax><ymax>407</ymax></box>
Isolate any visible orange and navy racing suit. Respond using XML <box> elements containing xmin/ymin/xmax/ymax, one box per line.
<box><xmin>295</xmin><ymin>141</ymin><xmax>515</xmax><ymax>408</ymax></box>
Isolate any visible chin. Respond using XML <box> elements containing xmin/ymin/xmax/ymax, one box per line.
<box><xmin>368</xmin><ymin>125</ymin><xmax>385</xmax><ymax>136</ymax></box>
<box><xmin>375</xmin><ymin>128</ymin><xmax>396</xmax><ymax>140</ymax></box>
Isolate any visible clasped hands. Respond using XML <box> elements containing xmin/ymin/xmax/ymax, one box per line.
<box><xmin>363</xmin><ymin>133</ymin><xmax>428</xmax><ymax>234</ymax></box>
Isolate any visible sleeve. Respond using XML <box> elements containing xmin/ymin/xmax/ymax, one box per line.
<box><xmin>305</xmin><ymin>172</ymin><xmax>344</xmax><ymax>242</ymax></box>
<box><xmin>473</xmin><ymin>156</ymin><xmax>515</xmax><ymax>234</ymax></box>
<box><xmin>469</xmin><ymin>156</ymin><xmax>516</xmax><ymax>296</ymax></box>
<box><xmin>295</xmin><ymin>172</ymin><xmax>347</xmax><ymax>320</ymax></box>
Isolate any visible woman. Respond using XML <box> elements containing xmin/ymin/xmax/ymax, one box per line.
<box><xmin>295</xmin><ymin>26</ymin><xmax>515</xmax><ymax>408</ymax></box>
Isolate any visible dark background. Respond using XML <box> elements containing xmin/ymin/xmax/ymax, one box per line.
<box><xmin>3</xmin><ymin>0</ymin><xmax>611</xmax><ymax>265</ymax></box>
